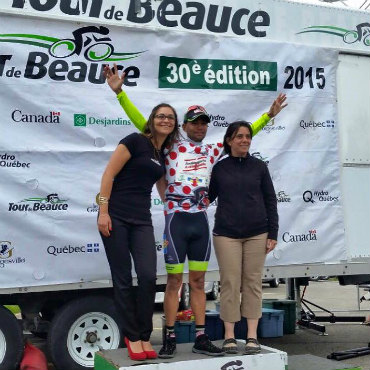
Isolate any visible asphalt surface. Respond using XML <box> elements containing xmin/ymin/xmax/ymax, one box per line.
<box><xmin>28</xmin><ymin>280</ymin><xmax>370</xmax><ymax>370</ymax></box>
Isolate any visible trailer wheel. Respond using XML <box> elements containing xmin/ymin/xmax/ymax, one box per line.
<box><xmin>0</xmin><ymin>306</ymin><xmax>24</xmax><ymax>370</ymax></box>
<box><xmin>47</xmin><ymin>296</ymin><xmax>122</xmax><ymax>370</ymax></box>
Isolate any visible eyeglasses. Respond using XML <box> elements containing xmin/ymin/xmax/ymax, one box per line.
<box><xmin>154</xmin><ymin>114</ymin><xmax>176</xmax><ymax>122</ymax></box>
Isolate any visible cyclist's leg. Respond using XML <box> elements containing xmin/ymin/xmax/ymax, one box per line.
<box><xmin>187</xmin><ymin>212</ymin><xmax>211</xmax><ymax>326</ymax></box>
<box><xmin>163</xmin><ymin>213</ymin><xmax>187</xmax><ymax>326</ymax></box>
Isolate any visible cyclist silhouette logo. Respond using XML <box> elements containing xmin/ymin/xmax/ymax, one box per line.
<box><xmin>0</xmin><ymin>27</ymin><xmax>146</xmax><ymax>62</ymax></box>
<box><xmin>49</xmin><ymin>26</ymin><xmax>114</xmax><ymax>61</ymax></box>
<box><xmin>343</xmin><ymin>23</ymin><xmax>370</xmax><ymax>45</ymax></box>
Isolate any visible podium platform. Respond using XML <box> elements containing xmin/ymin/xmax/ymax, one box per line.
<box><xmin>94</xmin><ymin>340</ymin><xmax>288</xmax><ymax>370</ymax></box>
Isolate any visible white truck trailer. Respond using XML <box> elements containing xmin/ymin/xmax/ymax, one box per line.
<box><xmin>0</xmin><ymin>1</ymin><xmax>369</xmax><ymax>369</ymax></box>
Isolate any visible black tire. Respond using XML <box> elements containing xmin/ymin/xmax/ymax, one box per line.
<box><xmin>207</xmin><ymin>281</ymin><xmax>219</xmax><ymax>300</ymax></box>
<box><xmin>0</xmin><ymin>306</ymin><xmax>24</xmax><ymax>370</ymax></box>
<box><xmin>47</xmin><ymin>296</ymin><xmax>123</xmax><ymax>370</ymax></box>
<box><xmin>269</xmin><ymin>278</ymin><xmax>279</xmax><ymax>288</ymax></box>
<box><xmin>179</xmin><ymin>283</ymin><xmax>190</xmax><ymax>310</ymax></box>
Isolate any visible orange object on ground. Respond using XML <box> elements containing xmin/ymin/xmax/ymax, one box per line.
<box><xmin>20</xmin><ymin>342</ymin><xmax>48</xmax><ymax>370</ymax></box>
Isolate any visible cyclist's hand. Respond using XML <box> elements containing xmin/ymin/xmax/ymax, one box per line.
<box><xmin>98</xmin><ymin>213</ymin><xmax>112</xmax><ymax>237</ymax></box>
<box><xmin>103</xmin><ymin>63</ymin><xmax>125</xmax><ymax>95</ymax></box>
<box><xmin>267</xmin><ymin>93</ymin><xmax>287</xmax><ymax>118</ymax></box>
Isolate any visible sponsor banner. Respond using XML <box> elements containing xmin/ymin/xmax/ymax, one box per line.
<box><xmin>0</xmin><ymin>15</ymin><xmax>345</xmax><ymax>286</ymax></box>
<box><xmin>0</xmin><ymin>0</ymin><xmax>369</xmax><ymax>53</ymax></box>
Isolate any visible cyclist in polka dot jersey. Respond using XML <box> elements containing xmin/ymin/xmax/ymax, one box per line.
<box><xmin>104</xmin><ymin>63</ymin><xmax>287</xmax><ymax>358</ymax></box>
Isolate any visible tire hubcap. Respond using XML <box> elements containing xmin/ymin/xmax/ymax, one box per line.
<box><xmin>67</xmin><ymin>312</ymin><xmax>120</xmax><ymax>367</ymax></box>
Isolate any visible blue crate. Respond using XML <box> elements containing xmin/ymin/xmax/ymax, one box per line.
<box><xmin>257</xmin><ymin>308</ymin><xmax>284</xmax><ymax>338</ymax></box>
<box><xmin>234</xmin><ymin>308</ymin><xmax>284</xmax><ymax>339</ymax></box>
<box><xmin>205</xmin><ymin>310</ymin><xmax>224</xmax><ymax>340</ymax></box>
<box><xmin>161</xmin><ymin>316</ymin><xmax>196</xmax><ymax>344</ymax></box>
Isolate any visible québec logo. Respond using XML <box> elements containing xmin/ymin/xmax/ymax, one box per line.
<box><xmin>47</xmin><ymin>243</ymin><xmax>100</xmax><ymax>256</ymax></box>
<box><xmin>11</xmin><ymin>110</ymin><xmax>60</xmax><ymax>124</ymax></box>
<box><xmin>0</xmin><ymin>241</ymin><xmax>26</xmax><ymax>268</ymax></box>
<box><xmin>8</xmin><ymin>193</ymin><xmax>69</xmax><ymax>212</ymax></box>
<box><xmin>299</xmin><ymin>119</ymin><xmax>335</xmax><ymax>130</ymax></box>
<box><xmin>0</xmin><ymin>26</ymin><xmax>144</xmax><ymax>84</ymax></box>
<box><xmin>282</xmin><ymin>229</ymin><xmax>318</xmax><ymax>243</ymax></box>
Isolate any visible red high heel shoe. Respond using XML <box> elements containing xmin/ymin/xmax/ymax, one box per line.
<box><xmin>124</xmin><ymin>337</ymin><xmax>147</xmax><ymax>361</ymax></box>
<box><xmin>144</xmin><ymin>349</ymin><xmax>158</xmax><ymax>359</ymax></box>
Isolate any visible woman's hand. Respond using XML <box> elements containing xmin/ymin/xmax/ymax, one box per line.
<box><xmin>98</xmin><ymin>213</ymin><xmax>112</xmax><ymax>237</ymax></box>
<box><xmin>266</xmin><ymin>239</ymin><xmax>277</xmax><ymax>254</ymax></box>
<box><xmin>103</xmin><ymin>63</ymin><xmax>126</xmax><ymax>95</ymax></box>
<box><xmin>267</xmin><ymin>93</ymin><xmax>288</xmax><ymax>118</ymax></box>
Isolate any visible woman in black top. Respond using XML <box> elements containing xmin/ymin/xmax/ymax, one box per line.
<box><xmin>208</xmin><ymin>121</ymin><xmax>278</xmax><ymax>355</ymax></box>
<box><xmin>97</xmin><ymin>104</ymin><xmax>179</xmax><ymax>360</ymax></box>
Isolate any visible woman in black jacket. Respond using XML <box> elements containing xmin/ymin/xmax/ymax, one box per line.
<box><xmin>208</xmin><ymin>121</ymin><xmax>278</xmax><ymax>355</ymax></box>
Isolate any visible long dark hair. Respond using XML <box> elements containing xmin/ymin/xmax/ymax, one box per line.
<box><xmin>223</xmin><ymin>121</ymin><xmax>253</xmax><ymax>155</ymax></box>
<box><xmin>143</xmin><ymin>103</ymin><xmax>179</xmax><ymax>151</ymax></box>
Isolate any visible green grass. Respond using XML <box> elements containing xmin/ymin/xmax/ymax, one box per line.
<box><xmin>4</xmin><ymin>305</ymin><xmax>21</xmax><ymax>314</ymax></box>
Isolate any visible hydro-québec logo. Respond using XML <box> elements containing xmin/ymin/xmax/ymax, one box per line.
<box><xmin>0</xmin><ymin>26</ymin><xmax>144</xmax><ymax>84</ymax></box>
<box><xmin>8</xmin><ymin>193</ymin><xmax>69</xmax><ymax>212</ymax></box>
<box><xmin>1</xmin><ymin>153</ymin><xmax>31</xmax><ymax>169</ymax></box>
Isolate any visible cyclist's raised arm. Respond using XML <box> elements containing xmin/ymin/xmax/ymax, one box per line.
<box><xmin>104</xmin><ymin>63</ymin><xmax>147</xmax><ymax>132</ymax></box>
<box><xmin>251</xmin><ymin>93</ymin><xmax>288</xmax><ymax>136</ymax></box>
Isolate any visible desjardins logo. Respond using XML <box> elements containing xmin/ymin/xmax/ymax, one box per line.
<box><xmin>74</xmin><ymin>113</ymin><xmax>131</xmax><ymax>127</ymax></box>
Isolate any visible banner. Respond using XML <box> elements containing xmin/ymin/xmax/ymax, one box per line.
<box><xmin>0</xmin><ymin>15</ymin><xmax>345</xmax><ymax>288</ymax></box>
<box><xmin>1</xmin><ymin>1</ymin><xmax>370</xmax><ymax>53</ymax></box>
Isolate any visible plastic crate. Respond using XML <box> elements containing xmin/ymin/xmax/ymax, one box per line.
<box><xmin>263</xmin><ymin>299</ymin><xmax>296</xmax><ymax>334</ymax></box>
<box><xmin>161</xmin><ymin>316</ymin><xmax>196</xmax><ymax>344</ymax></box>
<box><xmin>257</xmin><ymin>308</ymin><xmax>284</xmax><ymax>338</ymax></box>
<box><xmin>235</xmin><ymin>308</ymin><xmax>284</xmax><ymax>339</ymax></box>
<box><xmin>205</xmin><ymin>310</ymin><xmax>224</xmax><ymax>340</ymax></box>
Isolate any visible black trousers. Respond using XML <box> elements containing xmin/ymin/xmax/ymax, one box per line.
<box><xmin>101</xmin><ymin>216</ymin><xmax>157</xmax><ymax>341</ymax></box>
